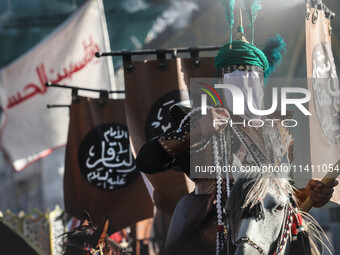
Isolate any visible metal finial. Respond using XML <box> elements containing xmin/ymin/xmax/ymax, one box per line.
<box><xmin>239</xmin><ymin>8</ymin><xmax>243</xmax><ymax>27</ymax></box>
<box><xmin>235</xmin><ymin>9</ymin><xmax>249</xmax><ymax>43</ymax></box>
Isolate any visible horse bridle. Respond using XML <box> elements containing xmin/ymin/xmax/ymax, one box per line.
<box><xmin>235</xmin><ymin>237</ymin><xmax>265</xmax><ymax>255</ymax></box>
<box><xmin>66</xmin><ymin>242</ymin><xmax>104</xmax><ymax>255</ymax></box>
<box><xmin>231</xmin><ymin>204</ymin><xmax>293</xmax><ymax>255</ymax></box>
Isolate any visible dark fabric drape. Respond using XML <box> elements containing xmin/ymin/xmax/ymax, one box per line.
<box><xmin>64</xmin><ymin>97</ymin><xmax>153</xmax><ymax>232</ymax></box>
<box><xmin>124</xmin><ymin>57</ymin><xmax>216</xmax><ymax>213</ymax></box>
<box><xmin>0</xmin><ymin>220</ymin><xmax>41</xmax><ymax>255</ymax></box>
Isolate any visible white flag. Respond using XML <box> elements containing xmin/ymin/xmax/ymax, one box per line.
<box><xmin>0</xmin><ymin>0</ymin><xmax>114</xmax><ymax>171</ymax></box>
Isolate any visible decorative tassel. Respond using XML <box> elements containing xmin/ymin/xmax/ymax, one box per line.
<box><xmin>290</xmin><ymin>213</ymin><xmax>311</xmax><ymax>255</ymax></box>
<box><xmin>243</xmin><ymin>0</ymin><xmax>262</xmax><ymax>44</ymax></box>
<box><xmin>261</xmin><ymin>34</ymin><xmax>287</xmax><ymax>78</ymax></box>
<box><xmin>218</xmin><ymin>0</ymin><xmax>236</xmax><ymax>48</ymax></box>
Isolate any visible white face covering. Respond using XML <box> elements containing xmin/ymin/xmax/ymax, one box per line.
<box><xmin>221</xmin><ymin>70</ymin><xmax>264</xmax><ymax>120</ymax></box>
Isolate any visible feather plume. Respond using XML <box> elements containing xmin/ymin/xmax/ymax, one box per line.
<box><xmin>262</xmin><ymin>34</ymin><xmax>286</xmax><ymax>78</ymax></box>
<box><xmin>243</xmin><ymin>0</ymin><xmax>262</xmax><ymax>44</ymax></box>
<box><xmin>219</xmin><ymin>0</ymin><xmax>236</xmax><ymax>46</ymax></box>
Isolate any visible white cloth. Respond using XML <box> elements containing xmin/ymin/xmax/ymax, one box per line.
<box><xmin>222</xmin><ymin>70</ymin><xmax>264</xmax><ymax>120</ymax></box>
<box><xmin>0</xmin><ymin>0</ymin><xmax>114</xmax><ymax>171</ymax></box>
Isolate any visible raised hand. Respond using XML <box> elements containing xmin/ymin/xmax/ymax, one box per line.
<box><xmin>306</xmin><ymin>179</ymin><xmax>339</xmax><ymax>208</ymax></box>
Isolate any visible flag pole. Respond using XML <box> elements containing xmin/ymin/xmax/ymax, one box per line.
<box><xmin>96</xmin><ymin>0</ymin><xmax>115</xmax><ymax>92</ymax></box>
<box><xmin>300</xmin><ymin>159</ymin><xmax>340</xmax><ymax>212</ymax></box>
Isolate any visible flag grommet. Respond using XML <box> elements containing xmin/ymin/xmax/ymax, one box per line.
<box><xmin>306</xmin><ymin>5</ymin><xmax>311</xmax><ymax>20</ymax></box>
<box><xmin>312</xmin><ymin>9</ymin><xmax>318</xmax><ymax>24</ymax></box>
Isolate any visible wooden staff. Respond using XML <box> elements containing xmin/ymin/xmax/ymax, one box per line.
<box><xmin>300</xmin><ymin>159</ymin><xmax>340</xmax><ymax>212</ymax></box>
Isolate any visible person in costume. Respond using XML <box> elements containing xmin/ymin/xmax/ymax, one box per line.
<box><xmin>136</xmin><ymin>5</ymin><xmax>338</xmax><ymax>255</ymax></box>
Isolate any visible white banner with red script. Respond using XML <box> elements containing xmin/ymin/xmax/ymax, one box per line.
<box><xmin>0</xmin><ymin>0</ymin><xmax>114</xmax><ymax>171</ymax></box>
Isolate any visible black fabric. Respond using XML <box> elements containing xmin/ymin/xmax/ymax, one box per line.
<box><xmin>0</xmin><ymin>220</ymin><xmax>40</xmax><ymax>255</ymax></box>
<box><xmin>168</xmin><ymin>105</ymin><xmax>190</xmax><ymax>126</ymax></box>
<box><xmin>289</xmin><ymin>231</ymin><xmax>312</xmax><ymax>255</ymax></box>
<box><xmin>223</xmin><ymin>232</ymin><xmax>237</xmax><ymax>255</ymax></box>
<box><xmin>136</xmin><ymin>137</ymin><xmax>190</xmax><ymax>176</ymax></box>
<box><xmin>167</xmin><ymin>232</ymin><xmax>214</xmax><ymax>255</ymax></box>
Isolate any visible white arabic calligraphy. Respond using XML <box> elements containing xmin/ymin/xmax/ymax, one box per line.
<box><xmin>86</xmin><ymin>140</ymin><xmax>134</xmax><ymax>169</ymax></box>
<box><xmin>83</xmin><ymin>125</ymin><xmax>136</xmax><ymax>190</ymax></box>
<box><xmin>151</xmin><ymin>99</ymin><xmax>175</xmax><ymax>133</ymax></box>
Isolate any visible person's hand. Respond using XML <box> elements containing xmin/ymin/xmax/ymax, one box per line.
<box><xmin>306</xmin><ymin>179</ymin><xmax>338</xmax><ymax>208</ymax></box>
<box><xmin>198</xmin><ymin>108</ymin><xmax>230</xmax><ymax>138</ymax></box>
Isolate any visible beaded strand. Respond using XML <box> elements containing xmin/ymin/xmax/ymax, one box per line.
<box><xmin>213</xmin><ymin>134</ymin><xmax>226</xmax><ymax>255</ymax></box>
<box><xmin>220</xmin><ymin>129</ymin><xmax>231</xmax><ymax>198</ymax></box>
<box><xmin>179</xmin><ymin>106</ymin><xmax>229</xmax><ymax>255</ymax></box>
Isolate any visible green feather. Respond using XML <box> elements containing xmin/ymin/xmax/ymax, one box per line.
<box><xmin>262</xmin><ymin>34</ymin><xmax>286</xmax><ymax>79</ymax></box>
<box><xmin>219</xmin><ymin>0</ymin><xmax>236</xmax><ymax>46</ymax></box>
<box><xmin>243</xmin><ymin>0</ymin><xmax>262</xmax><ymax>44</ymax></box>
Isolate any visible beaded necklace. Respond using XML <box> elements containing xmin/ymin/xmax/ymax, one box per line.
<box><xmin>179</xmin><ymin>105</ymin><xmax>279</xmax><ymax>255</ymax></box>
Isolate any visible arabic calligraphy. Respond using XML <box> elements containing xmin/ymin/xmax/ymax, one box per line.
<box><xmin>78</xmin><ymin>123</ymin><xmax>138</xmax><ymax>191</ymax></box>
<box><xmin>150</xmin><ymin>99</ymin><xmax>174</xmax><ymax>132</ymax></box>
<box><xmin>145</xmin><ymin>90</ymin><xmax>190</xmax><ymax>140</ymax></box>
<box><xmin>312</xmin><ymin>42</ymin><xmax>340</xmax><ymax>144</ymax></box>
<box><xmin>7</xmin><ymin>36</ymin><xmax>100</xmax><ymax>109</ymax></box>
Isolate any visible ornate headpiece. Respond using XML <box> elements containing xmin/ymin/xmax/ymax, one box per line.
<box><xmin>215</xmin><ymin>0</ymin><xmax>286</xmax><ymax>79</ymax></box>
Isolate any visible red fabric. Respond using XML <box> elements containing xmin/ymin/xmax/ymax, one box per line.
<box><xmin>110</xmin><ymin>232</ymin><xmax>124</xmax><ymax>243</ymax></box>
<box><xmin>291</xmin><ymin>213</ymin><xmax>303</xmax><ymax>236</ymax></box>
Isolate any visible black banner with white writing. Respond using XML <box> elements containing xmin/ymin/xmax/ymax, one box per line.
<box><xmin>64</xmin><ymin>97</ymin><xmax>153</xmax><ymax>231</ymax></box>
<box><xmin>124</xmin><ymin>57</ymin><xmax>216</xmax><ymax>213</ymax></box>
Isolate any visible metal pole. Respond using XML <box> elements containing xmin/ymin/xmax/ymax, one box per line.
<box><xmin>45</xmin><ymin>82</ymin><xmax>125</xmax><ymax>94</ymax></box>
<box><xmin>95</xmin><ymin>45</ymin><xmax>222</xmax><ymax>58</ymax></box>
